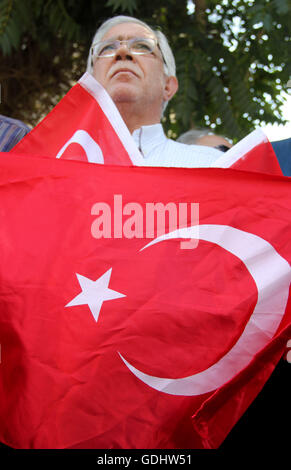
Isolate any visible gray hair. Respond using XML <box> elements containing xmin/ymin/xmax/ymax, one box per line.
<box><xmin>177</xmin><ymin>129</ymin><xmax>211</xmax><ymax>144</ymax></box>
<box><xmin>86</xmin><ymin>15</ymin><xmax>176</xmax><ymax>79</ymax></box>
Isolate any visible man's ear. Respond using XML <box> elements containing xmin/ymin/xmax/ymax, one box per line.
<box><xmin>163</xmin><ymin>76</ymin><xmax>179</xmax><ymax>102</ymax></box>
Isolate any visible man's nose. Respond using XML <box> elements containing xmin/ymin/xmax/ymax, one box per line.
<box><xmin>115</xmin><ymin>43</ymin><xmax>133</xmax><ymax>61</ymax></box>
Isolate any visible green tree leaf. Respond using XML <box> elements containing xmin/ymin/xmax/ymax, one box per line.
<box><xmin>105</xmin><ymin>0</ymin><xmax>137</xmax><ymax>15</ymax></box>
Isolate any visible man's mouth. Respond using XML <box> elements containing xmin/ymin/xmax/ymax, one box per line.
<box><xmin>111</xmin><ymin>68</ymin><xmax>138</xmax><ymax>78</ymax></box>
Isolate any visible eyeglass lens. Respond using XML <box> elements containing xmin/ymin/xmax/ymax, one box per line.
<box><xmin>94</xmin><ymin>38</ymin><xmax>156</xmax><ymax>58</ymax></box>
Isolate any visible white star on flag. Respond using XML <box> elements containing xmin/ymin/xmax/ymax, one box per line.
<box><xmin>66</xmin><ymin>268</ymin><xmax>126</xmax><ymax>322</ymax></box>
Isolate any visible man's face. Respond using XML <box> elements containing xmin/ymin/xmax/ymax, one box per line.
<box><xmin>92</xmin><ymin>22</ymin><xmax>173</xmax><ymax>113</ymax></box>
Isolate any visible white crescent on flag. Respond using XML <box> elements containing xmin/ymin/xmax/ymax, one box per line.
<box><xmin>119</xmin><ymin>224</ymin><xmax>291</xmax><ymax>396</ymax></box>
<box><xmin>56</xmin><ymin>129</ymin><xmax>104</xmax><ymax>163</ymax></box>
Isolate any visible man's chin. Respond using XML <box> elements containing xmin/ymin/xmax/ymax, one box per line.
<box><xmin>110</xmin><ymin>87</ymin><xmax>138</xmax><ymax>104</ymax></box>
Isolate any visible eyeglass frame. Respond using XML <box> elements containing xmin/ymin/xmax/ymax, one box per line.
<box><xmin>91</xmin><ymin>36</ymin><xmax>166</xmax><ymax>67</ymax></box>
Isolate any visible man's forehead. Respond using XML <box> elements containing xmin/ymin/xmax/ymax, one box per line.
<box><xmin>101</xmin><ymin>22</ymin><xmax>156</xmax><ymax>41</ymax></box>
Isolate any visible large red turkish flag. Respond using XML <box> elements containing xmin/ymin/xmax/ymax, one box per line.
<box><xmin>0</xmin><ymin>151</ymin><xmax>290</xmax><ymax>449</ymax></box>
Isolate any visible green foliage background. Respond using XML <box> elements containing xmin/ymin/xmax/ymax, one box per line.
<box><xmin>0</xmin><ymin>0</ymin><xmax>290</xmax><ymax>141</ymax></box>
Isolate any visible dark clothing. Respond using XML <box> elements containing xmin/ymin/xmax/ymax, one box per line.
<box><xmin>0</xmin><ymin>114</ymin><xmax>30</xmax><ymax>151</ymax></box>
<box><xmin>272</xmin><ymin>138</ymin><xmax>291</xmax><ymax>176</ymax></box>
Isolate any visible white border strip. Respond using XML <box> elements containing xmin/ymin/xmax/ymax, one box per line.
<box><xmin>211</xmin><ymin>128</ymin><xmax>269</xmax><ymax>168</ymax></box>
<box><xmin>78</xmin><ymin>73</ymin><xmax>144</xmax><ymax>165</ymax></box>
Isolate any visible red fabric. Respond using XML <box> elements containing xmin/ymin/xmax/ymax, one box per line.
<box><xmin>231</xmin><ymin>141</ymin><xmax>283</xmax><ymax>176</ymax></box>
<box><xmin>0</xmin><ymin>152</ymin><xmax>290</xmax><ymax>449</ymax></box>
<box><xmin>10</xmin><ymin>82</ymin><xmax>134</xmax><ymax>165</ymax></box>
<box><xmin>1</xmin><ymin>75</ymin><xmax>290</xmax><ymax>449</ymax></box>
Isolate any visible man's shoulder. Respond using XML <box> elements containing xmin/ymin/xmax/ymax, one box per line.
<box><xmin>271</xmin><ymin>138</ymin><xmax>291</xmax><ymax>176</ymax></box>
<box><xmin>271</xmin><ymin>137</ymin><xmax>291</xmax><ymax>152</ymax></box>
<box><xmin>133</xmin><ymin>124</ymin><xmax>222</xmax><ymax>168</ymax></box>
<box><xmin>0</xmin><ymin>114</ymin><xmax>30</xmax><ymax>152</ymax></box>
<box><xmin>164</xmin><ymin>138</ymin><xmax>222</xmax><ymax>167</ymax></box>
<box><xmin>0</xmin><ymin>114</ymin><xmax>30</xmax><ymax>131</ymax></box>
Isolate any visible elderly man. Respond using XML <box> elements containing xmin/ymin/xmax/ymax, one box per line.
<box><xmin>86</xmin><ymin>15</ymin><xmax>222</xmax><ymax>168</ymax></box>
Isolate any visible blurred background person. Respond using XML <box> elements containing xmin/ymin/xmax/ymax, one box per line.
<box><xmin>177</xmin><ymin>128</ymin><xmax>232</xmax><ymax>152</ymax></box>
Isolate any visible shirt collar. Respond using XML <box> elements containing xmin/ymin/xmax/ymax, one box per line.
<box><xmin>132</xmin><ymin>124</ymin><xmax>167</xmax><ymax>159</ymax></box>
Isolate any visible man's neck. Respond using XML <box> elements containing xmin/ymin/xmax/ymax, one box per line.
<box><xmin>115</xmin><ymin>103</ymin><xmax>161</xmax><ymax>134</ymax></box>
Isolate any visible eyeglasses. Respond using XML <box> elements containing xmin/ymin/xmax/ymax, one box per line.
<box><xmin>91</xmin><ymin>37</ymin><xmax>158</xmax><ymax>60</ymax></box>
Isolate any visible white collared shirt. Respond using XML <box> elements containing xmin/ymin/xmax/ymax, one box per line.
<box><xmin>132</xmin><ymin>124</ymin><xmax>222</xmax><ymax>168</ymax></box>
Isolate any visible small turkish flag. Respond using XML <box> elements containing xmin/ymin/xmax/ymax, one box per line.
<box><xmin>11</xmin><ymin>73</ymin><xmax>143</xmax><ymax>166</ymax></box>
<box><xmin>0</xmin><ymin>151</ymin><xmax>290</xmax><ymax>448</ymax></box>
<box><xmin>212</xmin><ymin>128</ymin><xmax>283</xmax><ymax>176</ymax></box>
